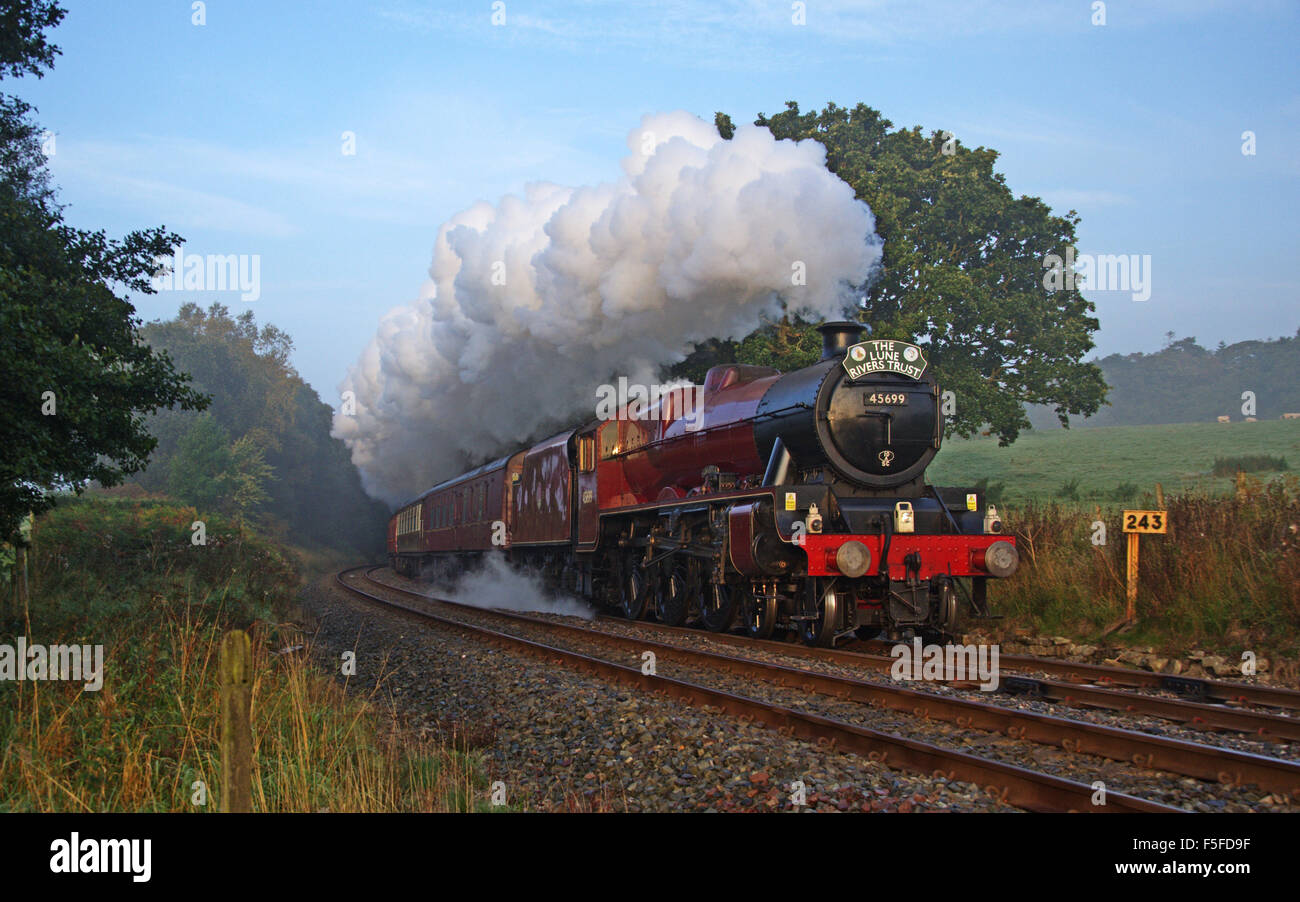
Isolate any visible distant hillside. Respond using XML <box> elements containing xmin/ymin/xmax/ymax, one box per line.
<box><xmin>1028</xmin><ymin>331</ymin><xmax>1300</xmax><ymax>428</ymax></box>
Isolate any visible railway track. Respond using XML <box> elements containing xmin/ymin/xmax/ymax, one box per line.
<box><xmin>856</xmin><ymin>639</ymin><xmax>1300</xmax><ymax>712</ymax></box>
<box><xmin>593</xmin><ymin>614</ymin><xmax>1300</xmax><ymax>742</ymax></box>
<box><xmin>334</xmin><ymin>566</ymin><xmax>1297</xmax><ymax>811</ymax></box>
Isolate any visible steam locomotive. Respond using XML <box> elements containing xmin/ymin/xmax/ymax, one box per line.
<box><xmin>388</xmin><ymin>322</ymin><xmax>1017</xmax><ymax>645</ymax></box>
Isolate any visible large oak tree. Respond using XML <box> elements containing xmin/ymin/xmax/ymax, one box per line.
<box><xmin>695</xmin><ymin>102</ymin><xmax>1108</xmax><ymax>444</ymax></box>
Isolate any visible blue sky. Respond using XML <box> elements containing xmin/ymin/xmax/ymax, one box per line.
<box><xmin>13</xmin><ymin>0</ymin><xmax>1299</xmax><ymax>399</ymax></box>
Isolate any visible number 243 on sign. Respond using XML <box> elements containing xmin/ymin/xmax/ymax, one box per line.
<box><xmin>1123</xmin><ymin>510</ymin><xmax>1167</xmax><ymax>534</ymax></box>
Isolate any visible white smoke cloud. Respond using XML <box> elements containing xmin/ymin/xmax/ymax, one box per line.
<box><xmin>334</xmin><ymin>111</ymin><xmax>882</xmax><ymax>504</ymax></box>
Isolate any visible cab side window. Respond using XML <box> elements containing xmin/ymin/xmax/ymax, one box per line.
<box><xmin>598</xmin><ymin>421</ymin><xmax>620</xmax><ymax>460</ymax></box>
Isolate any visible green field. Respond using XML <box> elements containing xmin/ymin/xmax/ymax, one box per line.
<box><xmin>928</xmin><ymin>420</ymin><xmax>1299</xmax><ymax>504</ymax></box>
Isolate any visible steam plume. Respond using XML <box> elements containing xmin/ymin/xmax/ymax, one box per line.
<box><xmin>334</xmin><ymin>111</ymin><xmax>881</xmax><ymax>503</ymax></box>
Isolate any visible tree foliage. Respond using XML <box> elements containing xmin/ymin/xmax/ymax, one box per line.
<box><xmin>137</xmin><ymin>303</ymin><xmax>388</xmax><ymax>554</ymax></box>
<box><xmin>0</xmin><ymin>0</ymin><xmax>208</xmax><ymax>541</ymax></box>
<box><xmin>688</xmin><ymin>102</ymin><xmax>1108</xmax><ymax>445</ymax></box>
<box><xmin>165</xmin><ymin>412</ymin><xmax>275</xmax><ymax>523</ymax></box>
<box><xmin>0</xmin><ymin>0</ymin><xmax>62</xmax><ymax>79</ymax></box>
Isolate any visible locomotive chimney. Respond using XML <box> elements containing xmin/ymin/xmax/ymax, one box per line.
<box><xmin>817</xmin><ymin>321</ymin><xmax>865</xmax><ymax>361</ymax></box>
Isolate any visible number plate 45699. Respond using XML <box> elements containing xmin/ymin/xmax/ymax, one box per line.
<box><xmin>864</xmin><ymin>392</ymin><xmax>907</xmax><ymax>406</ymax></box>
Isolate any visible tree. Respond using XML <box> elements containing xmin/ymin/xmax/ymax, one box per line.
<box><xmin>166</xmin><ymin>413</ymin><xmax>233</xmax><ymax>512</ymax></box>
<box><xmin>699</xmin><ymin>102</ymin><xmax>1108</xmax><ymax>444</ymax></box>
<box><xmin>0</xmin><ymin>0</ymin><xmax>62</xmax><ymax>78</ymax></box>
<box><xmin>166</xmin><ymin>413</ymin><xmax>275</xmax><ymax>524</ymax></box>
<box><xmin>0</xmin><ymin>0</ymin><xmax>208</xmax><ymax>540</ymax></box>
<box><xmin>226</xmin><ymin>436</ymin><xmax>274</xmax><ymax>522</ymax></box>
<box><xmin>137</xmin><ymin>303</ymin><xmax>389</xmax><ymax>554</ymax></box>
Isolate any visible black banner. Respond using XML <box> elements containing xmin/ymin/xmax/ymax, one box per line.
<box><xmin>0</xmin><ymin>813</ymin><xmax>1282</xmax><ymax>889</ymax></box>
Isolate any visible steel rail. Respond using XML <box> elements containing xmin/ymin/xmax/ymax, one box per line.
<box><xmin>591</xmin><ymin>614</ymin><xmax>1300</xmax><ymax>741</ymax></box>
<box><xmin>857</xmin><ymin>639</ymin><xmax>1300</xmax><ymax>711</ymax></box>
<box><xmin>337</xmin><ymin>567</ymin><xmax>1178</xmax><ymax>812</ymax></box>
<box><xmin>357</xmin><ymin>569</ymin><xmax>1300</xmax><ymax>798</ymax></box>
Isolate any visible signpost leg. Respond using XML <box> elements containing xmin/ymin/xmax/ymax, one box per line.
<box><xmin>1125</xmin><ymin>533</ymin><xmax>1140</xmax><ymax>622</ymax></box>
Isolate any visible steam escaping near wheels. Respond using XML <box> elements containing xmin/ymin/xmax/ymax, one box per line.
<box><xmin>414</xmin><ymin>554</ymin><xmax>595</xmax><ymax>620</ymax></box>
<box><xmin>334</xmin><ymin>110</ymin><xmax>882</xmax><ymax>504</ymax></box>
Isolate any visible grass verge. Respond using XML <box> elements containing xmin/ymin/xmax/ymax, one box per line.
<box><xmin>985</xmin><ymin>476</ymin><xmax>1300</xmax><ymax>666</ymax></box>
<box><xmin>0</xmin><ymin>496</ymin><xmax>496</xmax><ymax>812</ymax></box>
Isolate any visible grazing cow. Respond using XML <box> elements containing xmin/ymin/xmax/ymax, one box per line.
<box><xmin>1217</xmin><ymin>415</ymin><xmax>1230</xmax><ymax>423</ymax></box>
<box><xmin>1283</xmin><ymin>413</ymin><xmax>1300</xmax><ymax>420</ymax></box>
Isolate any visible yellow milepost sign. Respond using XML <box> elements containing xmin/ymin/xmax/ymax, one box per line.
<box><xmin>1122</xmin><ymin>510</ymin><xmax>1168</xmax><ymax>534</ymax></box>
<box><xmin>1121</xmin><ymin>509</ymin><xmax>1169</xmax><ymax>622</ymax></box>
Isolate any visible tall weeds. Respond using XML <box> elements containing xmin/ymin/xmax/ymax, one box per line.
<box><xmin>989</xmin><ymin>476</ymin><xmax>1300</xmax><ymax>653</ymax></box>
<box><xmin>0</xmin><ymin>497</ymin><xmax>493</xmax><ymax>812</ymax></box>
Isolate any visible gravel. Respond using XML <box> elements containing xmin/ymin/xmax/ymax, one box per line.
<box><xmin>360</xmin><ymin>569</ymin><xmax>1300</xmax><ymax>812</ymax></box>
<box><xmin>300</xmin><ymin>574</ymin><xmax>1017</xmax><ymax>812</ymax></box>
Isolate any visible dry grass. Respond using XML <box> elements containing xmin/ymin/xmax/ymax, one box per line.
<box><xmin>1</xmin><ymin>598</ymin><xmax>495</xmax><ymax>812</ymax></box>
<box><xmin>0</xmin><ymin>497</ymin><xmax>498</xmax><ymax>812</ymax></box>
<box><xmin>987</xmin><ymin>475</ymin><xmax>1300</xmax><ymax>658</ymax></box>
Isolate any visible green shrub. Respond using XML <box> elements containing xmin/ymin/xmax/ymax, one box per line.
<box><xmin>1211</xmin><ymin>455</ymin><xmax>1288</xmax><ymax>476</ymax></box>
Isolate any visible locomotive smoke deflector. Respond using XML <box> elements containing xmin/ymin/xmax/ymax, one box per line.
<box><xmin>762</xmin><ymin>436</ymin><xmax>792</xmax><ymax>487</ymax></box>
<box><xmin>817</xmin><ymin>321</ymin><xmax>866</xmax><ymax>360</ymax></box>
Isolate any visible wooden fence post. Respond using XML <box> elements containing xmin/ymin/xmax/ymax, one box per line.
<box><xmin>220</xmin><ymin>629</ymin><xmax>253</xmax><ymax>813</ymax></box>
